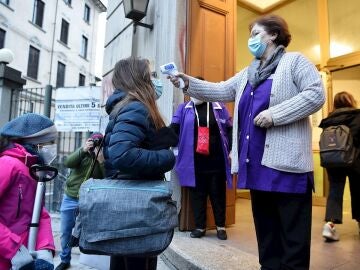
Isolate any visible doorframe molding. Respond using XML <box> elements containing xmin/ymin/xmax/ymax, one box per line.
<box><xmin>236</xmin><ymin>0</ymin><xmax>295</xmax><ymax>14</ymax></box>
<box><xmin>326</xmin><ymin>52</ymin><xmax>360</xmax><ymax>71</ymax></box>
<box><xmin>198</xmin><ymin>0</ymin><xmax>228</xmax><ymax>15</ymax></box>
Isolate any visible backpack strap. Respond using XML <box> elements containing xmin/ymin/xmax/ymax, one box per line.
<box><xmin>84</xmin><ymin>139</ymin><xmax>104</xmax><ymax>181</ymax></box>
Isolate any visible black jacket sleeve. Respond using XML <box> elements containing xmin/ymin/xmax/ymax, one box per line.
<box><xmin>146</xmin><ymin>126</ymin><xmax>179</xmax><ymax>150</ymax></box>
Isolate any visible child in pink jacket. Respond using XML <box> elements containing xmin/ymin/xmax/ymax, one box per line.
<box><xmin>0</xmin><ymin>113</ymin><xmax>57</xmax><ymax>270</ymax></box>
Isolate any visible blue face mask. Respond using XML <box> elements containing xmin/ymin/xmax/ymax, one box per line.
<box><xmin>151</xmin><ymin>78</ymin><xmax>163</xmax><ymax>99</ymax></box>
<box><xmin>248</xmin><ymin>35</ymin><xmax>267</xmax><ymax>59</ymax></box>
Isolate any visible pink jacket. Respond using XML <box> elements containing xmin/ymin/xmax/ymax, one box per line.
<box><xmin>0</xmin><ymin>144</ymin><xmax>55</xmax><ymax>269</ymax></box>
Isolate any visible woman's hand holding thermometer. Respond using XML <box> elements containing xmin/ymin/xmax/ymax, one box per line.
<box><xmin>160</xmin><ymin>62</ymin><xmax>186</xmax><ymax>89</ymax></box>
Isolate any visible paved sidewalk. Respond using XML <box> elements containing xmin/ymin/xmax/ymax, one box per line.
<box><xmin>163</xmin><ymin>231</ymin><xmax>259</xmax><ymax>270</ymax></box>
<box><xmin>50</xmin><ymin>210</ymin><xmax>259</xmax><ymax>270</ymax></box>
<box><xmin>51</xmin><ymin>198</ymin><xmax>359</xmax><ymax>269</ymax></box>
<box><xmin>51</xmin><ymin>214</ymin><xmax>172</xmax><ymax>270</ymax></box>
<box><xmin>53</xmin><ymin>254</ymin><xmax>171</xmax><ymax>270</ymax></box>
<box><xmin>51</xmin><ymin>211</ymin><xmax>259</xmax><ymax>270</ymax></box>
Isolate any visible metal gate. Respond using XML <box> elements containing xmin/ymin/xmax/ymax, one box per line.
<box><xmin>10</xmin><ymin>87</ymin><xmax>89</xmax><ymax>212</ymax></box>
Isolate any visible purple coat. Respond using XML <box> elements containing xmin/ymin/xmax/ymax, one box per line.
<box><xmin>172</xmin><ymin>101</ymin><xmax>233</xmax><ymax>187</ymax></box>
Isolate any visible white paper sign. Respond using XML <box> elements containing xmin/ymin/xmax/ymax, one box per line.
<box><xmin>55</xmin><ymin>86</ymin><xmax>101</xmax><ymax>132</ymax></box>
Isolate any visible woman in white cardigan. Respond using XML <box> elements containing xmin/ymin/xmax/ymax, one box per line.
<box><xmin>169</xmin><ymin>14</ymin><xmax>325</xmax><ymax>270</ymax></box>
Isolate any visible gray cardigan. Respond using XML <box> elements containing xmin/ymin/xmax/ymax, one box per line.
<box><xmin>186</xmin><ymin>52</ymin><xmax>326</xmax><ymax>174</ymax></box>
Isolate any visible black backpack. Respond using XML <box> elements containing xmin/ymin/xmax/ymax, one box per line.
<box><xmin>319</xmin><ymin>124</ymin><xmax>358</xmax><ymax>168</ymax></box>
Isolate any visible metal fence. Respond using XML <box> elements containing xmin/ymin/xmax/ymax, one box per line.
<box><xmin>10</xmin><ymin>86</ymin><xmax>89</xmax><ymax>212</ymax></box>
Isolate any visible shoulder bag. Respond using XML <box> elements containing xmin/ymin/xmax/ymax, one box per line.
<box><xmin>75</xmin><ymin>178</ymin><xmax>178</xmax><ymax>257</ymax></box>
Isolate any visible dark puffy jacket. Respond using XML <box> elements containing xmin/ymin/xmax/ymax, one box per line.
<box><xmin>319</xmin><ymin>108</ymin><xmax>360</xmax><ymax>147</ymax></box>
<box><xmin>103</xmin><ymin>89</ymin><xmax>176</xmax><ymax>179</ymax></box>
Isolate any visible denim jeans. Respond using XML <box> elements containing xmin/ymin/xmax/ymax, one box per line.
<box><xmin>19</xmin><ymin>260</ymin><xmax>53</xmax><ymax>270</ymax></box>
<box><xmin>59</xmin><ymin>196</ymin><xmax>78</xmax><ymax>263</ymax></box>
<box><xmin>34</xmin><ymin>259</ymin><xmax>54</xmax><ymax>270</ymax></box>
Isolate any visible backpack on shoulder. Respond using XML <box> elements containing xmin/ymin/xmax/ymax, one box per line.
<box><xmin>319</xmin><ymin>124</ymin><xmax>358</xmax><ymax>168</ymax></box>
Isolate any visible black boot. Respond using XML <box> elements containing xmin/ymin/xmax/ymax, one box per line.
<box><xmin>190</xmin><ymin>229</ymin><xmax>206</xmax><ymax>238</ymax></box>
<box><xmin>216</xmin><ymin>229</ymin><xmax>227</xmax><ymax>240</ymax></box>
<box><xmin>55</xmin><ymin>262</ymin><xmax>70</xmax><ymax>270</ymax></box>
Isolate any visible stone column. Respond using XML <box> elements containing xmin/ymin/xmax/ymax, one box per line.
<box><xmin>0</xmin><ymin>63</ymin><xmax>26</xmax><ymax>127</ymax></box>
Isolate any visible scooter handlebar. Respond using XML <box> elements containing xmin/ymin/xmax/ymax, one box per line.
<box><xmin>30</xmin><ymin>164</ymin><xmax>58</xmax><ymax>182</ymax></box>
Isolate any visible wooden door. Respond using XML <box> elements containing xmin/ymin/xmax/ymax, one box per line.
<box><xmin>179</xmin><ymin>0</ymin><xmax>237</xmax><ymax>230</ymax></box>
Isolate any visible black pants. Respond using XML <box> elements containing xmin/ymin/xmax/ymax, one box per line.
<box><xmin>110</xmin><ymin>256</ymin><xmax>157</xmax><ymax>270</ymax></box>
<box><xmin>325</xmin><ymin>168</ymin><xmax>360</xmax><ymax>223</ymax></box>
<box><xmin>251</xmin><ymin>188</ymin><xmax>312</xmax><ymax>270</ymax></box>
<box><xmin>189</xmin><ymin>172</ymin><xmax>226</xmax><ymax>229</ymax></box>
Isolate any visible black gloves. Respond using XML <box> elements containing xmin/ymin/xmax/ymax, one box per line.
<box><xmin>147</xmin><ymin>126</ymin><xmax>179</xmax><ymax>150</ymax></box>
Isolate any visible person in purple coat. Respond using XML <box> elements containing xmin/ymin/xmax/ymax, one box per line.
<box><xmin>169</xmin><ymin>14</ymin><xmax>325</xmax><ymax>270</ymax></box>
<box><xmin>171</xmin><ymin>80</ymin><xmax>233</xmax><ymax>240</ymax></box>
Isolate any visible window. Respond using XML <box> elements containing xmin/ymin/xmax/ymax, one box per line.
<box><xmin>60</xmin><ymin>19</ymin><xmax>69</xmax><ymax>45</ymax></box>
<box><xmin>0</xmin><ymin>29</ymin><xmax>5</xmax><ymax>49</ymax></box>
<box><xmin>80</xmin><ymin>36</ymin><xmax>88</xmax><ymax>59</ymax></box>
<box><xmin>0</xmin><ymin>0</ymin><xmax>10</xmax><ymax>5</ymax></box>
<box><xmin>79</xmin><ymin>73</ymin><xmax>85</xmax><ymax>86</ymax></box>
<box><xmin>27</xmin><ymin>46</ymin><xmax>40</xmax><ymax>79</ymax></box>
<box><xmin>56</xmin><ymin>62</ymin><xmax>66</xmax><ymax>87</ymax></box>
<box><xmin>84</xmin><ymin>4</ymin><xmax>90</xmax><ymax>23</ymax></box>
<box><xmin>32</xmin><ymin>0</ymin><xmax>45</xmax><ymax>28</ymax></box>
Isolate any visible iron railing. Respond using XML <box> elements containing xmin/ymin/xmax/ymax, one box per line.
<box><xmin>10</xmin><ymin>86</ymin><xmax>89</xmax><ymax>212</ymax></box>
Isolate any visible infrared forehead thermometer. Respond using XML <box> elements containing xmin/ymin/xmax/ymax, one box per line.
<box><xmin>160</xmin><ymin>62</ymin><xmax>185</xmax><ymax>89</ymax></box>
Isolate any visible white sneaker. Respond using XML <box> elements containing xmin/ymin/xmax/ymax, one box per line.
<box><xmin>322</xmin><ymin>222</ymin><xmax>339</xmax><ymax>241</ymax></box>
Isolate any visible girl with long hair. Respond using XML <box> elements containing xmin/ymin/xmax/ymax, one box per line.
<box><xmin>319</xmin><ymin>91</ymin><xmax>360</xmax><ymax>241</ymax></box>
<box><xmin>103</xmin><ymin>57</ymin><xmax>176</xmax><ymax>270</ymax></box>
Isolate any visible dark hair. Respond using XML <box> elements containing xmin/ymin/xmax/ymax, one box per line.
<box><xmin>249</xmin><ymin>14</ymin><xmax>292</xmax><ymax>47</ymax></box>
<box><xmin>112</xmin><ymin>57</ymin><xmax>165</xmax><ymax>130</ymax></box>
<box><xmin>333</xmin><ymin>91</ymin><xmax>357</xmax><ymax>109</ymax></box>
